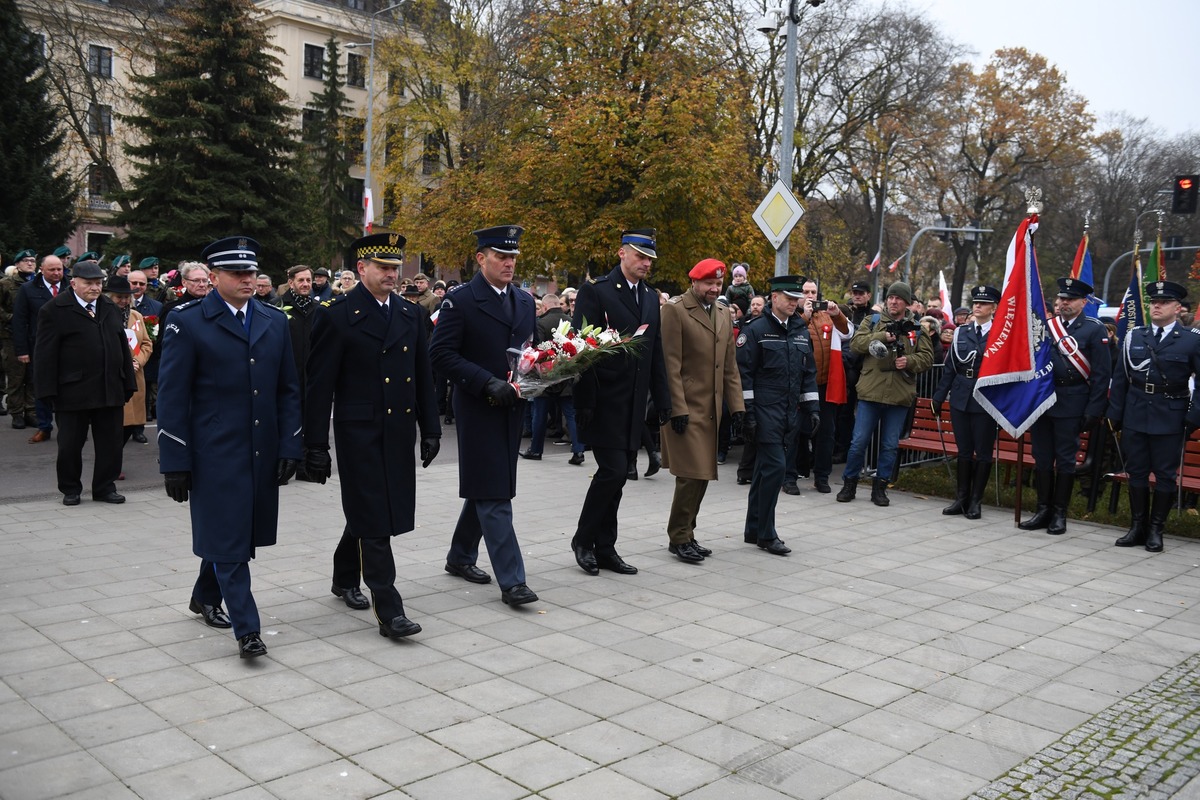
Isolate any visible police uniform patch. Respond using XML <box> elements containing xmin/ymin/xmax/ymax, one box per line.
<box><xmin>440</xmin><ymin>298</ymin><xmax>454</xmax><ymax>310</ymax></box>
<box><xmin>736</xmin><ymin>333</ymin><xmax>747</xmax><ymax>347</ymax></box>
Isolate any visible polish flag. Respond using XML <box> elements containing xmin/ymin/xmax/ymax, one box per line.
<box><xmin>886</xmin><ymin>257</ymin><xmax>900</xmax><ymax>273</ymax></box>
<box><xmin>363</xmin><ymin>189</ymin><xmax>375</xmax><ymax>233</ymax></box>
<box><xmin>938</xmin><ymin>270</ymin><xmax>952</xmax><ymax>322</ymax></box>
<box><xmin>864</xmin><ymin>249</ymin><xmax>880</xmax><ymax>272</ymax></box>
<box><xmin>826</xmin><ymin>326</ymin><xmax>848</xmax><ymax>404</ymax></box>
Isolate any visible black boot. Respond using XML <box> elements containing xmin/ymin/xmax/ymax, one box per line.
<box><xmin>871</xmin><ymin>478</ymin><xmax>889</xmax><ymax>507</ymax></box>
<box><xmin>1145</xmin><ymin>490</ymin><xmax>1173</xmax><ymax>552</ymax></box>
<box><xmin>964</xmin><ymin>461</ymin><xmax>990</xmax><ymax>520</ymax></box>
<box><xmin>1046</xmin><ymin>473</ymin><xmax>1074</xmax><ymax>535</ymax></box>
<box><xmin>1114</xmin><ymin>485</ymin><xmax>1149</xmax><ymax>547</ymax></box>
<box><xmin>644</xmin><ymin>450</ymin><xmax>662</xmax><ymax>478</ymax></box>
<box><xmin>1018</xmin><ymin>471</ymin><xmax>1055</xmax><ymax>530</ymax></box>
<box><xmin>943</xmin><ymin>458</ymin><xmax>971</xmax><ymax>515</ymax></box>
<box><xmin>836</xmin><ymin>477</ymin><xmax>858</xmax><ymax>503</ymax></box>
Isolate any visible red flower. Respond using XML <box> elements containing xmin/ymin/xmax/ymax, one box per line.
<box><xmin>562</xmin><ymin>341</ymin><xmax>578</xmax><ymax>356</ymax></box>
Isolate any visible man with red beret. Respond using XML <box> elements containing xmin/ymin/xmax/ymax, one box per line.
<box><xmin>660</xmin><ymin>259</ymin><xmax>745</xmax><ymax>562</ymax></box>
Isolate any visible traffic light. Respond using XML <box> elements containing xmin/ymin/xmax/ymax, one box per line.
<box><xmin>1173</xmin><ymin>174</ymin><xmax>1199</xmax><ymax>215</ymax></box>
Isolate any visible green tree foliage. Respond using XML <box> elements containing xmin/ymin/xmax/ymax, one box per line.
<box><xmin>110</xmin><ymin>0</ymin><xmax>303</xmax><ymax>265</ymax></box>
<box><xmin>0</xmin><ymin>0</ymin><xmax>77</xmax><ymax>257</ymax></box>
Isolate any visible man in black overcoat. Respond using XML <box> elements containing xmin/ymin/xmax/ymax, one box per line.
<box><xmin>569</xmin><ymin>228</ymin><xmax>670</xmax><ymax>576</ymax></box>
<box><xmin>429</xmin><ymin>225</ymin><xmax>539</xmax><ymax>607</ymax></box>
<box><xmin>305</xmin><ymin>233</ymin><xmax>441</xmax><ymax>638</ymax></box>
<box><xmin>33</xmin><ymin>261</ymin><xmax>136</xmax><ymax>505</ymax></box>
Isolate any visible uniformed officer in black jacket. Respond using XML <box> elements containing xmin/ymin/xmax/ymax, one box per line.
<box><xmin>736</xmin><ymin>275</ymin><xmax>819</xmax><ymax>555</ymax></box>
<box><xmin>429</xmin><ymin>225</ymin><xmax>539</xmax><ymax>607</ymax></box>
<box><xmin>932</xmin><ymin>285</ymin><xmax>1000</xmax><ymax>519</ymax></box>
<box><xmin>1106</xmin><ymin>280</ymin><xmax>1200</xmax><ymax>552</ymax></box>
<box><xmin>305</xmin><ymin>233</ymin><xmax>441</xmax><ymax>638</ymax></box>
<box><xmin>1019</xmin><ymin>277</ymin><xmax>1112</xmax><ymax>535</ymax></box>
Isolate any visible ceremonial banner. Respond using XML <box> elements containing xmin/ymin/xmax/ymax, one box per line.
<box><xmin>1114</xmin><ymin>252</ymin><xmax>1144</xmax><ymax>344</ymax></box>
<box><xmin>1070</xmin><ymin>232</ymin><xmax>1100</xmax><ymax>319</ymax></box>
<box><xmin>972</xmin><ymin>216</ymin><xmax>1056</xmax><ymax>437</ymax></box>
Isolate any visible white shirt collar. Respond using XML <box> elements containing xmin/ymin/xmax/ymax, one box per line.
<box><xmin>74</xmin><ymin>293</ymin><xmax>92</xmax><ymax>310</ymax></box>
<box><xmin>1155</xmin><ymin>321</ymin><xmax>1176</xmax><ymax>337</ymax></box>
<box><xmin>224</xmin><ymin>298</ymin><xmax>249</xmax><ymax>316</ymax></box>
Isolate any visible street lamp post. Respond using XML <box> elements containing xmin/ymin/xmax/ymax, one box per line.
<box><xmin>347</xmin><ymin>0</ymin><xmax>409</xmax><ymax>234</ymax></box>
<box><xmin>774</xmin><ymin>1</ymin><xmax>800</xmax><ymax>278</ymax></box>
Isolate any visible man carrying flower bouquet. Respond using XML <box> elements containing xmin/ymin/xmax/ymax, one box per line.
<box><xmin>569</xmin><ymin>228</ymin><xmax>671</xmax><ymax>576</ymax></box>
<box><xmin>429</xmin><ymin>225</ymin><xmax>539</xmax><ymax>607</ymax></box>
<box><xmin>660</xmin><ymin>259</ymin><xmax>745</xmax><ymax>563</ymax></box>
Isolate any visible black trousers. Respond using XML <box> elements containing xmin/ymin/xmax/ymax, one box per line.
<box><xmin>950</xmin><ymin>407</ymin><xmax>998</xmax><ymax>463</ymax></box>
<box><xmin>1124</xmin><ymin>430</ymin><xmax>1185</xmax><ymax>492</ymax></box>
<box><xmin>55</xmin><ymin>406</ymin><xmax>123</xmax><ymax>497</ymax></box>
<box><xmin>573</xmin><ymin>446</ymin><xmax>629</xmax><ymax>556</ymax></box>
<box><xmin>1031</xmin><ymin>415</ymin><xmax>1081</xmax><ymax>474</ymax></box>
<box><xmin>332</xmin><ymin>527</ymin><xmax>406</xmax><ymax>623</ymax></box>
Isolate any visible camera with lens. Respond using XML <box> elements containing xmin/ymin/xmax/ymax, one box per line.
<box><xmin>868</xmin><ymin>317</ymin><xmax>918</xmax><ymax>359</ymax></box>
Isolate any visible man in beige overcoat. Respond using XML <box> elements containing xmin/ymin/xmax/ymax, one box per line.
<box><xmin>660</xmin><ymin>258</ymin><xmax>745</xmax><ymax>563</ymax></box>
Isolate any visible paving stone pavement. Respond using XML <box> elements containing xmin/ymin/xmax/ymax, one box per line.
<box><xmin>2</xmin><ymin>440</ymin><xmax>1200</xmax><ymax>800</ymax></box>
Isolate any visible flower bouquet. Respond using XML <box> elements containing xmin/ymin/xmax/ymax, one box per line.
<box><xmin>142</xmin><ymin>315</ymin><xmax>159</xmax><ymax>339</ymax></box>
<box><xmin>506</xmin><ymin>318</ymin><xmax>644</xmax><ymax>399</ymax></box>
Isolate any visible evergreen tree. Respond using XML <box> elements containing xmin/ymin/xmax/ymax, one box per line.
<box><xmin>302</xmin><ymin>37</ymin><xmax>359</xmax><ymax>270</ymax></box>
<box><xmin>111</xmin><ymin>0</ymin><xmax>303</xmax><ymax>265</ymax></box>
<box><xmin>0</xmin><ymin>0</ymin><xmax>78</xmax><ymax>258</ymax></box>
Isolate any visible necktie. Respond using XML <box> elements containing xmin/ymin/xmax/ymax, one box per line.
<box><xmin>976</xmin><ymin>325</ymin><xmax>982</xmax><ymax>338</ymax></box>
<box><xmin>236</xmin><ymin>309</ymin><xmax>246</xmax><ymax>330</ymax></box>
<box><xmin>51</xmin><ymin>283</ymin><xmax>58</xmax><ymax>297</ymax></box>
<box><xmin>1155</xmin><ymin>327</ymin><xmax>1163</xmax><ymax>343</ymax></box>
<box><xmin>85</xmin><ymin>302</ymin><xmax>95</xmax><ymax>318</ymax></box>
<box><xmin>381</xmin><ymin>300</ymin><xmax>391</xmax><ymax>320</ymax></box>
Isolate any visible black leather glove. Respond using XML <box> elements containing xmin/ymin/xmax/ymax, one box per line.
<box><xmin>931</xmin><ymin>400</ymin><xmax>942</xmax><ymax>416</ymax></box>
<box><xmin>731</xmin><ymin>411</ymin><xmax>745</xmax><ymax>439</ymax></box>
<box><xmin>1106</xmin><ymin>417</ymin><xmax>1122</xmax><ymax>433</ymax></box>
<box><xmin>305</xmin><ymin>446</ymin><xmax>332</xmax><ymax>485</ymax></box>
<box><xmin>1080</xmin><ymin>415</ymin><xmax>1098</xmax><ymax>430</ymax></box>
<box><xmin>657</xmin><ymin>407</ymin><xmax>673</xmax><ymax>427</ymax></box>
<box><xmin>575</xmin><ymin>407</ymin><xmax>594</xmax><ymax>429</ymax></box>
<box><xmin>164</xmin><ymin>472</ymin><xmax>191</xmax><ymax>503</ymax></box>
<box><xmin>484</xmin><ymin>377</ymin><xmax>517</xmax><ymax>408</ymax></box>
<box><xmin>809</xmin><ymin>411</ymin><xmax>821</xmax><ymax>434</ymax></box>
<box><xmin>277</xmin><ymin>458</ymin><xmax>298</xmax><ymax>486</ymax></box>
<box><xmin>420</xmin><ymin>437</ymin><xmax>440</xmax><ymax>468</ymax></box>
<box><xmin>670</xmin><ymin>415</ymin><xmax>689</xmax><ymax>434</ymax></box>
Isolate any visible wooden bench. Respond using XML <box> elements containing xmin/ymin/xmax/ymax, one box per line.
<box><xmin>1104</xmin><ymin>429</ymin><xmax>1200</xmax><ymax>512</ymax></box>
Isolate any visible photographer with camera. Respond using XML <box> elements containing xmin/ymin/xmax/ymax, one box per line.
<box><xmin>837</xmin><ymin>281</ymin><xmax>934</xmax><ymax>506</ymax></box>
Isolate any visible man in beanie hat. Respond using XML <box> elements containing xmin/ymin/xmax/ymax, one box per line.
<box><xmin>837</xmin><ymin>281</ymin><xmax>934</xmax><ymax>507</ymax></box>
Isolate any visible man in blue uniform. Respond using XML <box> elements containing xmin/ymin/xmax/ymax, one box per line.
<box><xmin>932</xmin><ymin>285</ymin><xmax>1000</xmax><ymax>519</ymax></box>
<box><xmin>305</xmin><ymin>233</ymin><xmax>441</xmax><ymax>638</ymax></box>
<box><xmin>736</xmin><ymin>275</ymin><xmax>819</xmax><ymax>555</ymax></box>
<box><xmin>429</xmin><ymin>225</ymin><xmax>538</xmax><ymax>607</ymax></box>
<box><xmin>1106</xmin><ymin>280</ymin><xmax>1200</xmax><ymax>552</ymax></box>
<box><xmin>569</xmin><ymin>228</ymin><xmax>670</xmax><ymax>575</ymax></box>
<box><xmin>1019</xmin><ymin>277</ymin><xmax>1111</xmax><ymax>536</ymax></box>
<box><xmin>158</xmin><ymin>237</ymin><xmax>301</xmax><ymax>659</ymax></box>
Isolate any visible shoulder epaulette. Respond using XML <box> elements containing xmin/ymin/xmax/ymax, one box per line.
<box><xmin>174</xmin><ymin>299</ymin><xmax>201</xmax><ymax>312</ymax></box>
<box><xmin>259</xmin><ymin>302</ymin><xmax>286</xmax><ymax>315</ymax></box>
<box><xmin>667</xmin><ymin>295</ymin><xmax>683</xmax><ymax>305</ymax></box>
<box><xmin>589</xmin><ymin>275</ymin><xmax>605</xmax><ymax>284</ymax></box>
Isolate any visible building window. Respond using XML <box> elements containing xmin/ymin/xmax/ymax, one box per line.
<box><xmin>87</xmin><ymin>104</ymin><xmax>113</xmax><ymax>135</ymax></box>
<box><xmin>88</xmin><ymin>45</ymin><xmax>113</xmax><ymax>78</ymax></box>
<box><xmin>347</xmin><ymin>178</ymin><xmax>364</xmax><ymax>213</ymax></box>
<box><xmin>344</xmin><ymin>0</ymin><xmax>367</xmax><ymax>9</ymax></box>
<box><xmin>303</xmin><ymin>44</ymin><xmax>324</xmax><ymax>80</ymax></box>
<box><xmin>345</xmin><ymin>117</ymin><xmax>365</xmax><ymax>164</ymax></box>
<box><xmin>422</xmin><ymin>133</ymin><xmax>439</xmax><ymax>175</ymax></box>
<box><xmin>347</xmin><ymin>53</ymin><xmax>366</xmax><ymax>88</ymax></box>
<box><xmin>88</xmin><ymin>165</ymin><xmax>110</xmax><ymax>197</ymax></box>
<box><xmin>301</xmin><ymin>108</ymin><xmax>325</xmax><ymax>142</ymax></box>
<box><xmin>387</xmin><ymin>71</ymin><xmax>404</xmax><ymax>98</ymax></box>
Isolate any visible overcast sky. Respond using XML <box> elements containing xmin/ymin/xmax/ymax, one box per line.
<box><xmin>908</xmin><ymin>0</ymin><xmax>1198</xmax><ymax>138</ymax></box>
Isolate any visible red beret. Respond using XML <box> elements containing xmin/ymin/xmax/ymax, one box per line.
<box><xmin>689</xmin><ymin>258</ymin><xmax>725</xmax><ymax>281</ymax></box>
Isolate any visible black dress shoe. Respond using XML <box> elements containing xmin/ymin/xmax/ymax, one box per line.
<box><xmin>444</xmin><ymin>415</ymin><xmax>454</xmax><ymax>425</ymax></box>
<box><xmin>519</xmin><ymin>450</ymin><xmax>542</xmax><ymax>460</ymax></box>
<box><xmin>501</xmin><ymin>583</ymin><xmax>539</xmax><ymax>606</ymax></box>
<box><xmin>743</xmin><ymin>532</ymin><xmax>756</xmax><ymax>543</ymax></box>
<box><xmin>690</xmin><ymin>540</ymin><xmax>712</xmax><ymax>557</ymax></box>
<box><xmin>626</xmin><ymin>464</ymin><xmax>639</xmax><ymax>481</ymax></box>
<box><xmin>238</xmin><ymin>632</ymin><xmax>267</xmax><ymax>659</ymax></box>
<box><xmin>379</xmin><ymin>616</ymin><xmax>422</xmax><ymax>638</ymax></box>
<box><xmin>644</xmin><ymin>452</ymin><xmax>661</xmax><ymax>477</ymax></box>
<box><xmin>189</xmin><ymin>597</ymin><xmax>233</xmax><ymax>628</ymax></box>
<box><xmin>445</xmin><ymin>562</ymin><xmax>492</xmax><ymax>584</ymax></box>
<box><xmin>568</xmin><ymin>452</ymin><xmax>585</xmax><ymax>466</ymax></box>
<box><xmin>758</xmin><ymin>539</ymin><xmax>791</xmax><ymax>555</ymax></box>
<box><xmin>596</xmin><ymin>553</ymin><xmax>638</xmax><ymax>574</ymax></box>
<box><xmin>331</xmin><ymin>584</ymin><xmax>370</xmax><ymax>609</ymax></box>
<box><xmin>132</xmin><ymin>432</ymin><xmax>148</xmax><ymax>444</ymax></box>
<box><xmin>669</xmin><ymin>541</ymin><xmax>704</xmax><ymax>563</ymax></box>
<box><xmin>573</xmin><ymin>545</ymin><xmax>599</xmax><ymax>575</ymax></box>
<box><xmin>813</xmin><ymin>479</ymin><xmax>831</xmax><ymax>494</ymax></box>
<box><xmin>781</xmin><ymin>482</ymin><xmax>800</xmax><ymax>495</ymax></box>
<box><xmin>12</xmin><ymin>417</ymin><xmax>26</xmax><ymax>429</ymax></box>
<box><xmin>737</xmin><ymin>476</ymin><xmax>751</xmax><ymax>486</ymax></box>
<box><xmin>63</xmin><ymin>494</ymin><xmax>81</xmax><ymax>506</ymax></box>
<box><xmin>94</xmin><ymin>492</ymin><xmax>125</xmax><ymax>504</ymax></box>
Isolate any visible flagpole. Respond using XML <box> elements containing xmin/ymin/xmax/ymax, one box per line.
<box><xmin>869</xmin><ymin>144</ymin><xmax>894</xmax><ymax>305</ymax></box>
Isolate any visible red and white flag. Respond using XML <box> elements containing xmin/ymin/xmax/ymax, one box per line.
<box><xmin>864</xmin><ymin>249</ymin><xmax>881</xmax><ymax>272</ymax></box>
<box><xmin>886</xmin><ymin>257</ymin><xmax>900</xmax><ymax>273</ymax></box>
<box><xmin>363</xmin><ymin>188</ymin><xmax>375</xmax><ymax>233</ymax></box>
<box><xmin>937</xmin><ymin>270</ymin><xmax>952</xmax><ymax>322</ymax></box>
<box><xmin>826</xmin><ymin>326</ymin><xmax>848</xmax><ymax>404</ymax></box>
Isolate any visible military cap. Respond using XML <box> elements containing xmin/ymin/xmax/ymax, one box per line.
<box><xmin>138</xmin><ymin>256</ymin><xmax>159</xmax><ymax>269</ymax></box>
<box><xmin>105</xmin><ymin>275</ymin><xmax>133</xmax><ymax>294</ymax></box>
<box><xmin>473</xmin><ymin>225</ymin><xmax>523</xmax><ymax>255</ymax></box>
<box><xmin>78</xmin><ymin>251</ymin><xmax>100</xmax><ymax>263</ymax></box>
<box><xmin>53</xmin><ymin>246</ymin><xmax>72</xmax><ymax>259</ymax></box>
<box><xmin>1145</xmin><ymin>280</ymin><xmax>1187</xmax><ymax>302</ymax></box>
<box><xmin>970</xmin><ymin>285</ymin><xmax>1001</xmax><ymax>304</ymax></box>
<box><xmin>111</xmin><ymin>254</ymin><xmax>131</xmax><ymax>268</ymax></box>
<box><xmin>413</xmin><ymin>272</ymin><xmax>430</xmax><ymax>282</ymax></box>
<box><xmin>14</xmin><ymin>249</ymin><xmax>36</xmax><ymax>261</ymax></box>
<box><xmin>850</xmin><ymin>280</ymin><xmax>871</xmax><ymax>293</ymax></box>
<box><xmin>201</xmin><ymin>236</ymin><xmax>259</xmax><ymax>271</ymax></box>
<box><xmin>72</xmin><ymin>261</ymin><xmax>105</xmax><ymax>279</ymax></box>
<box><xmin>767</xmin><ymin>275</ymin><xmax>804</xmax><ymax>298</ymax></box>
<box><xmin>1055</xmin><ymin>277</ymin><xmax>1092</xmax><ymax>298</ymax></box>
<box><xmin>620</xmin><ymin>228</ymin><xmax>657</xmax><ymax>259</ymax></box>
<box><xmin>688</xmin><ymin>258</ymin><xmax>725</xmax><ymax>281</ymax></box>
<box><xmin>352</xmin><ymin>232</ymin><xmax>406</xmax><ymax>266</ymax></box>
